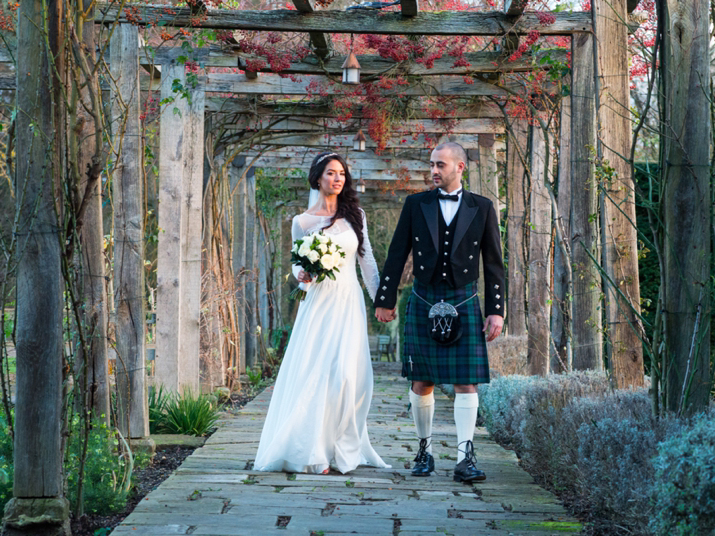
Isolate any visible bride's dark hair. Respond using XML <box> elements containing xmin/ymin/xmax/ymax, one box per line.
<box><xmin>308</xmin><ymin>152</ymin><xmax>365</xmax><ymax>256</ymax></box>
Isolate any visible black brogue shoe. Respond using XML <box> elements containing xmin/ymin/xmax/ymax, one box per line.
<box><xmin>453</xmin><ymin>440</ymin><xmax>486</xmax><ymax>483</ymax></box>
<box><xmin>411</xmin><ymin>437</ymin><xmax>435</xmax><ymax>477</ymax></box>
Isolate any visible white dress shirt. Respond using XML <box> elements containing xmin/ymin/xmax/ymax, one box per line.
<box><xmin>439</xmin><ymin>187</ymin><xmax>463</xmax><ymax>226</ymax></box>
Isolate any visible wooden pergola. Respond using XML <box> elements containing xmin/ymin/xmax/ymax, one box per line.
<box><xmin>0</xmin><ymin>0</ymin><xmax>644</xmax><ymax>442</ymax></box>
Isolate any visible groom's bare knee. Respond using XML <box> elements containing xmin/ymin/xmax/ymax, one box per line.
<box><xmin>454</xmin><ymin>384</ymin><xmax>477</xmax><ymax>394</ymax></box>
<box><xmin>411</xmin><ymin>381</ymin><xmax>435</xmax><ymax>396</ymax></box>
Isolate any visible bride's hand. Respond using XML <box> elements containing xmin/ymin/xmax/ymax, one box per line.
<box><xmin>297</xmin><ymin>270</ymin><xmax>313</xmax><ymax>283</ymax></box>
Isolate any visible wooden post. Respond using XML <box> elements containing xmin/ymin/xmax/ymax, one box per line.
<box><xmin>245</xmin><ymin>170</ymin><xmax>259</xmax><ymax>370</ymax></box>
<box><xmin>467</xmin><ymin>151</ymin><xmax>486</xmax><ymax>306</ymax></box>
<box><xmin>110</xmin><ymin>24</ymin><xmax>152</xmax><ymax>448</ymax></box>
<box><xmin>231</xmin><ymin>157</ymin><xmax>247</xmax><ymax>374</ymax></box>
<box><xmin>4</xmin><ymin>0</ymin><xmax>69</xmax><ymax>531</ymax></box>
<box><xmin>77</xmin><ymin>6</ymin><xmax>109</xmax><ymax>424</ymax></box>
<box><xmin>477</xmin><ymin>134</ymin><xmax>501</xmax><ymax>214</ymax></box>
<box><xmin>551</xmin><ymin>92</ymin><xmax>572</xmax><ymax>374</ymax></box>
<box><xmin>570</xmin><ymin>32</ymin><xmax>603</xmax><ymax>371</ymax></box>
<box><xmin>593</xmin><ymin>0</ymin><xmax>644</xmax><ymax>387</ymax></box>
<box><xmin>662</xmin><ymin>0</ymin><xmax>711</xmax><ymax>413</ymax></box>
<box><xmin>156</xmin><ymin>60</ymin><xmax>188</xmax><ymax>393</ymax></box>
<box><xmin>527</xmin><ymin>125</ymin><xmax>551</xmax><ymax>376</ymax></box>
<box><xmin>506</xmin><ymin>120</ymin><xmax>529</xmax><ymax>337</ymax></box>
<box><xmin>178</xmin><ymin>83</ymin><xmax>205</xmax><ymax>393</ymax></box>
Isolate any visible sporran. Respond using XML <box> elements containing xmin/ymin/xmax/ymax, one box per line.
<box><xmin>412</xmin><ymin>289</ymin><xmax>478</xmax><ymax>346</ymax></box>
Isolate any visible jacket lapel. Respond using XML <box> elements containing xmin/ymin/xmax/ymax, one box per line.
<box><xmin>451</xmin><ymin>193</ymin><xmax>479</xmax><ymax>254</ymax></box>
<box><xmin>420</xmin><ymin>189</ymin><xmax>440</xmax><ymax>251</ymax></box>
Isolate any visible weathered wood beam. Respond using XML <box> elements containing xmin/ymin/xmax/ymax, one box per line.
<box><xmin>401</xmin><ymin>0</ymin><xmax>419</xmax><ymax>17</ymax></box>
<box><xmin>206</xmin><ymin>98</ymin><xmax>504</xmax><ymax>119</ymax></box>
<box><xmin>143</xmin><ymin>46</ymin><xmax>568</xmax><ymax>75</ymax></box>
<box><xmin>225</xmin><ymin>117</ymin><xmax>502</xmax><ymax>134</ymax></box>
<box><xmin>246</xmin><ymin>154</ymin><xmax>429</xmax><ymax>171</ymax></box>
<box><xmin>206</xmin><ymin>72</ymin><xmax>509</xmax><ymax>96</ymax></box>
<box><xmin>110</xmin><ymin>24</ymin><xmax>152</xmax><ymax>443</ymax></box>
<box><xmin>240</xmin><ymin>132</ymin><xmax>488</xmax><ymax>148</ymax></box>
<box><xmin>570</xmin><ymin>31</ymin><xmax>602</xmax><ymax>372</ymax></box>
<box><xmin>292</xmin><ymin>0</ymin><xmax>331</xmax><ymax>59</ymax></box>
<box><xmin>95</xmin><ymin>4</ymin><xmax>592</xmax><ymax>35</ymax></box>
<box><xmin>245</xmin><ymin>146</ymin><xmax>435</xmax><ymax>160</ymax></box>
<box><xmin>268</xmin><ymin>169</ymin><xmax>431</xmax><ymax>182</ymax></box>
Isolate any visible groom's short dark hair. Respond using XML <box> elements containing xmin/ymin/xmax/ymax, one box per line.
<box><xmin>434</xmin><ymin>142</ymin><xmax>468</xmax><ymax>166</ymax></box>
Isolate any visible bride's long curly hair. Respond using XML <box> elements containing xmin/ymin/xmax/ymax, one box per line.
<box><xmin>308</xmin><ymin>152</ymin><xmax>365</xmax><ymax>256</ymax></box>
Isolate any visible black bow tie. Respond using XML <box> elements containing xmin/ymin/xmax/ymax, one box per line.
<box><xmin>438</xmin><ymin>192</ymin><xmax>460</xmax><ymax>201</ymax></box>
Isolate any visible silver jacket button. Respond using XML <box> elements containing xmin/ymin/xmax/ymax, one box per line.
<box><xmin>495</xmin><ymin>304</ymin><xmax>500</xmax><ymax>309</ymax></box>
<box><xmin>415</xmin><ymin>237</ymin><xmax>419</xmax><ymax>242</ymax></box>
<box><xmin>380</xmin><ymin>296</ymin><xmax>385</xmax><ymax>300</ymax></box>
<box><xmin>418</xmin><ymin>251</ymin><xmax>422</xmax><ymax>256</ymax></box>
<box><xmin>496</xmin><ymin>294</ymin><xmax>500</xmax><ymax>299</ymax></box>
<box><xmin>469</xmin><ymin>255</ymin><xmax>473</xmax><ymax>260</ymax></box>
<box><xmin>464</xmin><ymin>269</ymin><xmax>468</xmax><ymax>273</ymax></box>
<box><xmin>385</xmin><ymin>276</ymin><xmax>390</xmax><ymax>281</ymax></box>
<box><xmin>494</xmin><ymin>284</ymin><xmax>499</xmax><ymax>289</ymax></box>
<box><xmin>474</xmin><ymin>241</ymin><xmax>478</xmax><ymax>245</ymax></box>
<box><xmin>383</xmin><ymin>286</ymin><xmax>387</xmax><ymax>290</ymax></box>
<box><xmin>420</xmin><ymin>266</ymin><xmax>424</xmax><ymax>270</ymax></box>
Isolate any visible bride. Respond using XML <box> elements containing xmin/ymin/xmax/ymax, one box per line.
<box><xmin>254</xmin><ymin>152</ymin><xmax>390</xmax><ymax>474</ymax></box>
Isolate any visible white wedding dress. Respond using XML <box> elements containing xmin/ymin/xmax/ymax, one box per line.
<box><xmin>254</xmin><ymin>211</ymin><xmax>390</xmax><ymax>474</ymax></box>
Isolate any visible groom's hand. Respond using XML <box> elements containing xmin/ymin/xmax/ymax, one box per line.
<box><xmin>375</xmin><ymin>307</ymin><xmax>396</xmax><ymax>323</ymax></box>
<box><xmin>483</xmin><ymin>315</ymin><xmax>504</xmax><ymax>342</ymax></box>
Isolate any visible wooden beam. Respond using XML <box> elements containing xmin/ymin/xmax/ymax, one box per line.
<box><xmin>503</xmin><ymin>0</ymin><xmax>528</xmax><ymax>17</ymax></box>
<box><xmin>205</xmin><ymin>72</ymin><xmax>509</xmax><ymax>97</ymax></box>
<box><xmin>156</xmin><ymin>61</ymin><xmax>188</xmax><ymax>394</ymax></box>
<box><xmin>401</xmin><ymin>0</ymin><xmax>419</xmax><ymax>17</ymax></box>
<box><xmin>110</xmin><ymin>24</ymin><xmax>151</xmax><ymax>440</ymax></box>
<box><xmin>292</xmin><ymin>0</ymin><xmax>331</xmax><ymax>59</ymax></box>
<box><xmin>594</xmin><ymin>0</ymin><xmax>644</xmax><ymax>387</ymax></box>
<box><xmin>570</xmin><ymin>31</ymin><xmax>602</xmax><ymax>371</ymax></box>
<box><xmin>95</xmin><ymin>4</ymin><xmax>593</xmax><ymax>35</ymax></box>
<box><xmin>267</xmin><ymin>168</ymin><xmax>431</xmax><ymax>182</ymax></box>
<box><xmin>178</xmin><ymin>82</ymin><xmax>205</xmax><ymax>393</ymax></box>
<box><xmin>144</xmin><ymin>46</ymin><xmax>568</xmax><ymax>75</ymax></box>
<box><xmin>206</xmin><ymin>98</ymin><xmax>504</xmax><ymax>119</ymax></box>
<box><xmin>225</xmin><ymin>117</ymin><xmax>502</xmax><ymax>134</ymax></box>
<box><xmin>245</xmin><ymin>154</ymin><xmax>429</xmax><ymax>171</ymax></box>
<box><xmin>241</xmin><ymin>132</ymin><xmax>489</xmax><ymax>148</ymax></box>
<box><xmin>527</xmin><ymin>123</ymin><xmax>551</xmax><ymax>376</ymax></box>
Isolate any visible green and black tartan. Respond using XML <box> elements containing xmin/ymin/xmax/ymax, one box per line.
<box><xmin>402</xmin><ymin>279</ymin><xmax>490</xmax><ymax>385</ymax></box>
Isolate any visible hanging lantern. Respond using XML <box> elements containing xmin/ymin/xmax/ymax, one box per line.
<box><xmin>342</xmin><ymin>51</ymin><xmax>361</xmax><ymax>85</ymax></box>
<box><xmin>353</xmin><ymin>130</ymin><xmax>367</xmax><ymax>151</ymax></box>
<box><xmin>356</xmin><ymin>177</ymin><xmax>366</xmax><ymax>194</ymax></box>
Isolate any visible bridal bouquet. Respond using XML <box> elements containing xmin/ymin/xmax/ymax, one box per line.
<box><xmin>290</xmin><ymin>231</ymin><xmax>345</xmax><ymax>301</ymax></box>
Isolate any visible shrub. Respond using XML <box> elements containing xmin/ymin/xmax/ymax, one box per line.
<box><xmin>162</xmin><ymin>390</ymin><xmax>220</xmax><ymax>437</ymax></box>
<box><xmin>650</xmin><ymin>411</ymin><xmax>715</xmax><ymax>536</ymax></box>
<box><xmin>0</xmin><ymin>413</ymin><xmax>13</xmax><ymax>511</ymax></box>
<box><xmin>65</xmin><ymin>420</ymin><xmax>131</xmax><ymax>515</ymax></box>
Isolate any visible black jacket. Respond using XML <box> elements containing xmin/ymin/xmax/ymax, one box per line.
<box><xmin>376</xmin><ymin>188</ymin><xmax>505</xmax><ymax>316</ymax></box>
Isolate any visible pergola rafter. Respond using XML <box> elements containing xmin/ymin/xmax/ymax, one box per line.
<box><xmin>95</xmin><ymin>4</ymin><xmax>593</xmax><ymax>35</ymax></box>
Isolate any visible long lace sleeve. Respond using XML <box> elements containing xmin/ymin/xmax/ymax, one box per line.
<box><xmin>357</xmin><ymin>210</ymin><xmax>380</xmax><ymax>302</ymax></box>
<box><xmin>291</xmin><ymin>215</ymin><xmax>306</xmax><ymax>282</ymax></box>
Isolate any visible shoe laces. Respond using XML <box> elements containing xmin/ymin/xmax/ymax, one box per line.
<box><xmin>414</xmin><ymin>437</ymin><xmax>431</xmax><ymax>463</ymax></box>
<box><xmin>458</xmin><ymin>440</ymin><xmax>477</xmax><ymax>467</ymax></box>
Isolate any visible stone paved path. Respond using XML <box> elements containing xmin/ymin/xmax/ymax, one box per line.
<box><xmin>112</xmin><ymin>363</ymin><xmax>581</xmax><ymax>535</ymax></box>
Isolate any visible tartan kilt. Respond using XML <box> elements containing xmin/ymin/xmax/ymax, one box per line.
<box><xmin>402</xmin><ymin>279</ymin><xmax>490</xmax><ymax>385</ymax></box>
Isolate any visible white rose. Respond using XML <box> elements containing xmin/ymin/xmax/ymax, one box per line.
<box><xmin>328</xmin><ymin>244</ymin><xmax>336</xmax><ymax>254</ymax></box>
<box><xmin>307</xmin><ymin>250</ymin><xmax>320</xmax><ymax>263</ymax></box>
<box><xmin>298</xmin><ymin>242</ymin><xmax>311</xmax><ymax>257</ymax></box>
<box><xmin>291</xmin><ymin>242</ymin><xmax>299</xmax><ymax>253</ymax></box>
<box><xmin>332</xmin><ymin>251</ymin><xmax>343</xmax><ymax>267</ymax></box>
<box><xmin>317</xmin><ymin>233</ymin><xmax>329</xmax><ymax>244</ymax></box>
<box><xmin>320</xmin><ymin>254</ymin><xmax>335</xmax><ymax>270</ymax></box>
<box><xmin>318</xmin><ymin>243</ymin><xmax>328</xmax><ymax>253</ymax></box>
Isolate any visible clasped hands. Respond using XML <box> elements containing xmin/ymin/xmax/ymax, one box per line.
<box><xmin>376</xmin><ymin>307</ymin><xmax>503</xmax><ymax>342</ymax></box>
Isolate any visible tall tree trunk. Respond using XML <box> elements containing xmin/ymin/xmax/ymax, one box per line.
<box><xmin>527</xmin><ymin>125</ymin><xmax>552</xmax><ymax>376</ymax></box>
<box><xmin>110</xmin><ymin>24</ymin><xmax>151</xmax><ymax>446</ymax></box>
<box><xmin>506</xmin><ymin>120</ymin><xmax>529</xmax><ymax>336</ymax></box>
<box><xmin>76</xmin><ymin>7</ymin><xmax>110</xmax><ymax>425</ymax></box>
<box><xmin>552</xmin><ymin>95</ymin><xmax>572</xmax><ymax>374</ymax></box>
<box><xmin>231</xmin><ymin>157</ymin><xmax>248</xmax><ymax>375</ymax></box>
<box><xmin>570</xmin><ymin>32</ymin><xmax>603</xmax><ymax>371</ymax></box>
<box><xmin>3</xmin><ymin>0</ymin><xmax>70</xmax><ymax>532</ymax></box>
<box><xmin>593</xmin><ymin>0</ymin><xmax>645</xmax><ymax>388</ymax></box>
<box><xmin>661</xmin><ymin>0</ymin><xmax>712</xmax><ymax>413</ymax></box>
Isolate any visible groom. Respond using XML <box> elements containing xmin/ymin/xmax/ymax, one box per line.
<box><xmin>376</xmin><ymin>142</ymin><xmax>504</xmax><ymax>483</ymax></box>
